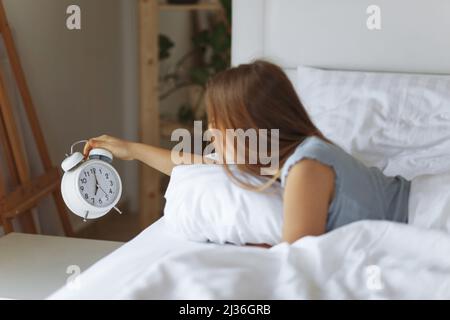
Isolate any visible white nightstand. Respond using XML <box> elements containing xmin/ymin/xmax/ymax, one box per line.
<box><xmin>0</xmin><ymin>233</ymin><xmax>123</xmax><ymax>300</ymax></box>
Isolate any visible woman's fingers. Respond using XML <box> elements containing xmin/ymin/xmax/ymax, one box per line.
<box><xmin>83</xmin><ymin>137</ymin><xmax>103</xmax><ymax>157</ymax></box>
<box><xmin>83</xmin><ymin>140</ymin><xmax>92</xmax><ymax>157</ymax></box>
<box><xmin>83</xmin><ymin>135</ymin><xmax>132</xmax><ymax>160</ymax></box>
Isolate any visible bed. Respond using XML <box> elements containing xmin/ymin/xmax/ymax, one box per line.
<box><xmin>49</xmin><ymin>0</ymin><xmax>450</xmax><ymax>299</ymax></box>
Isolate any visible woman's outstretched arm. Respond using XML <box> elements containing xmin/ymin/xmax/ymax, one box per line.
<box><xmin>83</xmin><ymin>135</ymin><xmax>206</xmax><ymax>176</ymax></box>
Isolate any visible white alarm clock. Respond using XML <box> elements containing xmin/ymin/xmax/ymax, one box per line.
<box><xmin>61</xmin><ymin>140</ymin><xmax>122</xmax><ymax>221</ymax></box>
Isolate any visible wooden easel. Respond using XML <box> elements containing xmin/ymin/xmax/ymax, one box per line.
<box><xmin>0</xmin><ymin>1</ymin><xmax>73</xmax><ymax>236</ymax></box>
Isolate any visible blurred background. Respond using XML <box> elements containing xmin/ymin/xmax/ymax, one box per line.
<box><xmin>0</xmin><ymin>0</ymin><xmax>231</xmax><ymax>241</ymax></box>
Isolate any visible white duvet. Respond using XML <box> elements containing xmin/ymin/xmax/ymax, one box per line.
<box><xmin>50</xmin><ymin>173</ymin><xmax>450</xmax><ymax>300</ymax></box>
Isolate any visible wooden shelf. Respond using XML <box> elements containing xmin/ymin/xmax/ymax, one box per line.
<box><xmin>159</xmin><ymin>2</ymin><xmax>221</xmax><ymax>11</ymax></box>
<box><xmin>139</xmin><ymin>0</ymin><xmax>224</xmax><ymax>228</ymax></box>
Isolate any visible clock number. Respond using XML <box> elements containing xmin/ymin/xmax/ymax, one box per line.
<box><xmin>91</xmin><ymin>198</ymin><xmax>95</xmax><ymax>204</ymax></box>
<box><xmin>84</xmin><ymin>171</ymin><xmax>90</xmax><ymax>178</ymax></box>
<box><xmin>99</xmin><ymin>168</ymin><xmax>102</xmax><ymax>174</ymax></box>
<box><xmin>98</xmin><ymin>199</ymin><xmax>102</xmax><ymax>205</ymax></box>
<box><xmin>109</xmin><ymin>188</ymin><xmax>113</xmax><ymax>194</ymax></box>
<box><xmin>110</xmin><ymin>180</ymin><xmax>113</xmax><ymax>187</ymax></box>
<box><xmin>84</xmin><ymin>193</ymin><xmax>89</xmax><ymax>199</ymax></box>
<box><xmin>80</xmin><ymin>178</ymin><xmax>87</xmax><ymax>184</ymax></box>
<box><xmin>80</xmin><ymin>186</ymin><xmax>84</xmax><ymax>191</ymax></box>
<box><xmin>105</xmin><ymin>173</ymin><xmax>109</xmax><ymax>180</ymax></box>
<box><xmin>90</xmin><ymin>168</ymin><xmax>96</xmax><ymax>174</ymax></box>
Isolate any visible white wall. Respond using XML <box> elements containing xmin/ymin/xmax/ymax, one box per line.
<box><xmin>2</xmin><ymin>0</ymin><xmax>125</xmax><ymax>234</ymax></box>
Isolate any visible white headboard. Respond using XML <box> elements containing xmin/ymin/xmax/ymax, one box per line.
<box><xmin>232</xmin><ymin>0</ymin><xmax>450</xmax><ymax>78</ymax></box>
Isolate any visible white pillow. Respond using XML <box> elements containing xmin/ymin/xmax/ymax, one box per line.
<box><xmin>163</xmin><ymin>164</ymin><xmax>283</xmax><ymax>246</ymax></box>
<box><xmin>297</xmin><ymin>66</ymin><xmax>450</xmax><ymax>180</ymax></box>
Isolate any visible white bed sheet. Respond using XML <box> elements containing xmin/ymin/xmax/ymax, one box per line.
<box><xmin>49</xmin><ymin>219</ymin><xmax>450</xmax><ymax>300</ymax></box>
<box><xmin>49</xmin><ymin>172</ymin><xmax>450</xmax><ymax>300</ymax></box>
<box><xmin>48</xmin><ymin>217</ymin><xmax>222</xmax><ymax>299</ymax></box>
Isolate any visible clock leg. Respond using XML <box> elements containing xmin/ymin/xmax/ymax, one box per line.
<box><xmin>83</xmin><ymin>211</ymin><xmax>89</xmax><ymax>222</ymax></box>
<box><xmin>113</xmin><ymin>206</ymin><xmax>123</xmax><ymax>215</ymax></box>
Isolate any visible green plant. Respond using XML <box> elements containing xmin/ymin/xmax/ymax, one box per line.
<box><xmin>159</xmin><ymin>34</ymin><xmax>174</xmax><ymax>60</ymax></box>
<box><xmin>159</xmin><ymin>0</ymin><xmax>231</xmax><ymax>124</ymax></box>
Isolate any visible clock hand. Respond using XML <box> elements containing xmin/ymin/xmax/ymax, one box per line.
<box><xmin>96</xmin><ymin>183</ymin><xmax>122</xmax><ymax>214</ymax></box>
<box><xmin>96</xmin><ymin>183</ymin><xmax>108</xmax><ymax>196</ymax></box>
<box><xmin>94</xmin><ymin>174</ymin><xmax>99</xmax><ymax>196</ymax></box>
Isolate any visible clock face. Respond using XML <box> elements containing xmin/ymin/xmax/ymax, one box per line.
<box><xmin>77</xmin><ymin>163</ymin><xmax>119</xmax><ymax>208</ymax></box>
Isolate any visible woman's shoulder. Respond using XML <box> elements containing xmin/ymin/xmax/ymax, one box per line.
<box><xmin>281</xmin><ymin>136</ymin><xmax>339</xmax><ymax>187</ymax></box>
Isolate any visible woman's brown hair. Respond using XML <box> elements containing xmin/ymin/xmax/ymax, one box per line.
<box><xmin>205</xmin><ymin>60</ymin><xmax>327</xmax><ymax>190</ymax></box>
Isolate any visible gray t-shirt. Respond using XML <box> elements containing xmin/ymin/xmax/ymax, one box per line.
<box><xmin>281</xmin><ymin>136</ymin><xmax>411</xmax><ymax>231</ymax></box>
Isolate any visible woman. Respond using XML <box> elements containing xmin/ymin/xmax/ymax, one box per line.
<box><xmin>83</xmin><ymin>60</ymin><xmax>411</xmax><ymax>244</ymax></box>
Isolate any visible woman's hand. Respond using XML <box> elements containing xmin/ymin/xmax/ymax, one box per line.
<box><xmin>83</xmin><ymin>135</ymin><xmax>135</xmax><ymax>160</ymax></box>
<box><xmin>83</xmin><ymin>134</ymin><xmax>199</xmax><ymax>176</ymax></box>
